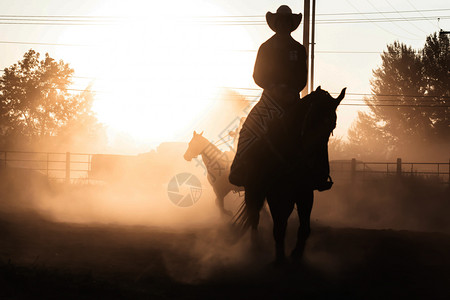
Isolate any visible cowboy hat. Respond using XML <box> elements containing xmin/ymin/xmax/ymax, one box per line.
<box><xmin>266</xmin><ymin>5</ymin><xmax>302</xmax><ymax>33</ymax></box>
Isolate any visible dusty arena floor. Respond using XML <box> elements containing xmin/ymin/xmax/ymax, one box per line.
<box><xmin>1</xmin><ymin>211</ymin><xmax>449</xmax><ymax>300</ymax></box>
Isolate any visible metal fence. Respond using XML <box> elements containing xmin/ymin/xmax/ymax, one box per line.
<box><xmin>1</xmin><ymin>150</ymin><xmax>449</xmax><ymax>184</ymax></box>
<box><xmin>330</xmin><ymin>158</ymin><xmax>450</xmax><ymax>184</ymax></box>
<box><xmin>0</xmin><ymin>151</ymin><xmax>92</xmax><ymax>183</ymax></box>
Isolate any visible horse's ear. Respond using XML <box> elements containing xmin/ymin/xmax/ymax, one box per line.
<box><xmin>199</xmin><ymin>131</ymin><xmax>204</xmax><ymax>136</ymax></box>
<box><xmin>316</xmin><ymin>86</ymin><xmax>322</xmax><ymax>91</ymax></box>
<box><xmin>335</xmin><ymin>87</ymin><xmax>346</xmax><ymax>106</ymax></box>
<box><xmin>193</xmin><ymin>131</ymin><xmax>197</xmax><ymax>136</ymax></box>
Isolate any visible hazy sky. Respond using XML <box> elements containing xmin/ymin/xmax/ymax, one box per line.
<box><xmin>0</xmin><ymin>0</ymin><xmax>448</xmax><ymax>151</ymax></box>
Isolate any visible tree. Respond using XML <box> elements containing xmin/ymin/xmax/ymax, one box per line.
<box><xmin>347</xmin><ymin>111</ymin><xmax>393</xmax><ymax>160</ymax></box>
<box><xmin>0</xmin><ymin>49</ymin><xmax>105</xmax><ymax>150</ymax></box>
<box><xmin>56</xmin><ymin>88</ymin><xmax>107</xmax><ymax>152</ymax></box>
<box><xmin>347</xmin><ymin>33</ymin><xmax>449</xmax><ymax>160</ymax></box>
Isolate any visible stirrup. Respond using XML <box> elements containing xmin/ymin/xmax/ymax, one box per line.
<box><xmin>316</xmin><ymin>175</ymin><xmax>333</xmax><ymax>191</ymax></box>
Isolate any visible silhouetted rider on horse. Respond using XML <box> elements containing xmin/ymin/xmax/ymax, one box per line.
<box><xmin>229</xmin><ymin>6</ymin><xmax>344</xmax><ymax>263</ymax></box>
<box><xmin>230</xmin><ymin>5</ymin><xmax>307</xmax><ymax>187</ymax></box>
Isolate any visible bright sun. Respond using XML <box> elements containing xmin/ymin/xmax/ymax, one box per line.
<box><xmin>58</xmin><ymin>0</ymin><xmax>255</xmax><ymax>149</ymax></box>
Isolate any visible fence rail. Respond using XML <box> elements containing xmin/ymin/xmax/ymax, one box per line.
<box><xmin>1</xmin><ymin>150</ymin><xmax>449</xmax><ymax>184</ymax></box>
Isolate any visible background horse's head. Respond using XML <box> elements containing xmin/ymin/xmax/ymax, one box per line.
<box><xmin>300</xmin><ymin>86</ymin><xmax>346</xmax><ymax>153</ymax></box>
<box><xmin>184</xmin><ymin>131</ymin><xmax>208</xmax><ymax>161</ymax></box>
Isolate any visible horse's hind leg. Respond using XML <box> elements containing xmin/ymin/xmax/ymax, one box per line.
<box><xmin>215</xmin><ymin>196</ymin><xmax>232</xmax><ymax>216</ymax></box>
<box><xmin>291</xmin><ymin>189</ymin><xmax>314</xmax><ymax>260</ymax></box>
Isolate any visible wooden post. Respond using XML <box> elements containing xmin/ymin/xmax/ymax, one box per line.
<box><xmin>301</xmin><ymin>0</ymin><xmax>310</xmax><ymax>98</ymax></box>
<box><xmin>66</xmin><ymin>152</ymin><xmax>70</xmax><ymax>184</ymax></box>
<box><xmin>351</xmin><ymin>158</ymin><xmax>356</xmax><ymax>183</ymax></box>
<box><xmin>397</xmin><ymin>158</ymin><xmax>402</xmax><ymax>176</ymax></box>
<box><xmin>448</xmin><ymin>158</ymin><xmax>450</xmax><ymax>185</ymax></box>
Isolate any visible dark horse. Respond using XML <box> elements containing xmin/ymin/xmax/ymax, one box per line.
<box><xmin>230</xmin><ymin>86</ymin><xmax>346</xmax><ymax>262</ymax></box>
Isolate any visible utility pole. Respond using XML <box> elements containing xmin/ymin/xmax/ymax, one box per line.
<box><xmin>301</xmin><ymin>0</ymin><xmax>310</xmax><ymax>98</ymax></box>
<box><xmin>310</xmin><ymin>0</ymin><xmax>316</xmax><ymax>92</ymax></box>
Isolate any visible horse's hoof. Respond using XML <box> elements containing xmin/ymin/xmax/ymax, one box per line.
<box><xmin>290</xmin><ymin>248</ymin><xmax>305</xmax><ymax>264</ymax></box>
<box><xmin>268</xmin><ymin>256</ymin><xmax>289</xmax><ymax>269</ymax></box>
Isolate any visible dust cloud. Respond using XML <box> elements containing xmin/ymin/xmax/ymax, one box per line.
<box><xmin>313</xmin><ymin>176</ymin><xmax>450</xmax><ymax>234</ymax></box>
<box><xmin>0</xmin><ymin>150</ymin><xmax>235</xmax><ymax>228</ymax></box>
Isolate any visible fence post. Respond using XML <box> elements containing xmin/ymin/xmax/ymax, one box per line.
<box><xmin>87</xmin><ymin>154</ymin><xmax>90</xmax><ymax>185</ymax></box>
<box><xmin>351</xmin><ymin>158</ymin><xmax>356</xmax><ymax>183</ymax></box>
<box><xmin>448</xmin><ymin>158</ymin><xmax>450</xmax><ymax>185</ymax></box>
<box><xmin>66</xmin><ymin>152</ymin><xmax>70</xmax><ymax>184</ymax></box>
<box><xmin>397</xmin><ymin>158</ymin><xmax>402</xmax><ymax>176</ymax></box>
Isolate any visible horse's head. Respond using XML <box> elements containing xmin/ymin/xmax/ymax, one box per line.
<box><xmin>184</xmin><ymin>131</ymin><xmax>208</xmax><ymax>161</ymax></box>
<box><xmin>301</xmin><ymin>86</ymin><xmax>346</xmax><ymax>152</ymax></box>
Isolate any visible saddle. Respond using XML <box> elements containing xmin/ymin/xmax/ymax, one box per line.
<box><xmin>229</xmin><ymin>89</ymin><xmax>334</xmax><ymax>192</ymax></box>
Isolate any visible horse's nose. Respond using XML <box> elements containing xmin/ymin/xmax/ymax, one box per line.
<box><xmin>184</xmin><ymin>153</ymin><xmax>191</xmax><ymax>161</ymax></box>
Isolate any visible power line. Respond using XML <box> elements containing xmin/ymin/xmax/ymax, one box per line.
<box><xmin>315</xmin><ymin>8</ymin><xmax>450</xmax><ymax>16</ymax></box>
<box><xmin>0</xmin><ymin>21</ymin><xmax>114</xmax><ymax>26</ymax></box>
<box><xmin>0</xmin><ymin>15</ymin><xmax>123</xmax><ymax>19</ymax></box>
<box><xmin>0</xmin><ymin>84</ymin><xmax>447</xmax><ymax>108</ymax></box>
<box><xmin>405</xmin><ymin>0</ymin><xmax>440</xmax><ymax>29</ymax></box>
<box><xmin>0</xmin><ymin>16</ymin><xmax>447</xmax><ymax>26</ymax></box>
<box><xmin>364</xmin><ymin>0</ymin><xmax>421</xmax><ymax>38</ymax></box>
<box><xmin>383</xmin><ymin>0</ymin><xmax>429</xmax><ymax>35</ymax></box>
<box><xmin>241</xmin><ymin>98</ymin><xmax>448</xmax><ymax>107</ymax></box>
<box><xmin>227</xmin><ymin>87</ymin><xmax>450</xmax><ymax>99</ymax></box>
<box><xmin>330</xmin><ymin>92</ymin><xmax>450</xmax><ymax>99</ymax></box>
<box><xmin>0</xmin><ymin>40</ymin><xmax>416</xmax><ymax>55</ymax></box>
<box><xmin>339</xmin><ymin>103</ymin><xmax>449</xmax><ymax>107</ymax></box>
<box><xmin>1</xmin><ymin>72</ymin><xmax>447</xmax><ymax>101</ymax></box>
<box><xmin>0</xmin><ymin>8</ymin><xmax>449</xmax><ymax>19</ymax></box>
<box><xmin>345</xmin><ymin>0</ymin><xmax>419</xmax><ymax>40</ymax></box>
<box><xmin>0</xmin><ymin>40</ymin><xmax>91</xmax><ymax>47</ymax></box>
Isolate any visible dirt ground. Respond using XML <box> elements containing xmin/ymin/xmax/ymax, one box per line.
<box><xmin>1</xmin><ymin>210</ymin><xmax>449</xmax><ymax>300</ymax></box>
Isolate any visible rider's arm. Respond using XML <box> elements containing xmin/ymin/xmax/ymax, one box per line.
<box><xmin>253</xmin><ymin>43</ymin><xmax>274</xmax><ymax>90</ymax></box>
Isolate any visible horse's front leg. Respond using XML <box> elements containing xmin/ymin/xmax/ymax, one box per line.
<box><xmin>291</xmin><ymin>189</ymin><xmax>314</xmax><ymax>261</ymax></box>
<box><xmin>267</xmin><ymin>192</ymin><xmax>295</xmax><ymax>263</ymax></box>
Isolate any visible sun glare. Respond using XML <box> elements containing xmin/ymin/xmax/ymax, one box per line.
<box><xmin>58</xmin><ymin>0</ymin><xmax>255</xmax><ymax>149</ymax></box>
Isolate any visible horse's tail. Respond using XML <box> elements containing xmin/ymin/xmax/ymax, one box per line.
<box><xmin>230</xmin><ymin>199</ymin><xmax>251</xmax><ymax>240</ymax></box>
<box><xmin>230</xmin><ymin>189</ymin><xmax>266</xmax><ymax>240</ymax></box>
